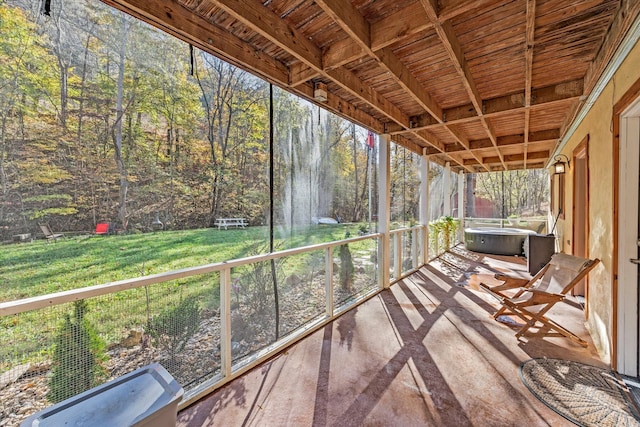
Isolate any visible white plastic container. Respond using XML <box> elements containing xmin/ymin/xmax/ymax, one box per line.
<box><xmin>21</xmin><ymin>363</ymin><xmax>183</xmax><ymax>427</ymax></box>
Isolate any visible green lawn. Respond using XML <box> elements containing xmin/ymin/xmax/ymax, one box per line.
<box><xmin>0</xmin><ymin>224</ymin><xmax>359</xmax><ymax>302</ymax></box>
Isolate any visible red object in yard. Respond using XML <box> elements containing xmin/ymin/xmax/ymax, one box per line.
<box><xmin>95</xmin><ymin>222</ymin><xmax>110</xmax><ymax>235</ymax></box>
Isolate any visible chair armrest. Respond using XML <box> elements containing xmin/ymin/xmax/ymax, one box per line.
<box><xmin>488</xmin><ymin>274</ymin><xmax>530</xmax><ymax>291</ymax></box>
<box><xmin>521</xmin><ymin>289</ymin><xmax>564</xmax><ymax>305</ymax></box>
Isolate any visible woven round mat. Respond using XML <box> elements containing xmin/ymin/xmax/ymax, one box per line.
<box><xmin>520</xmin><ymin>358</ymin><xmax>640</xmax><ymax>427</ymax></box>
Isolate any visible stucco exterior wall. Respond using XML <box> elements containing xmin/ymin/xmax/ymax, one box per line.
<box><xmin>555</xmin><ymin>39</ymin><xmax>640</xmax><ymax>364</ymax></box>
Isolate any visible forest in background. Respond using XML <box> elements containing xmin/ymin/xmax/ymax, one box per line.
<box><xmin>1</xmin><ymin>0</ymin><xmax>428</xmax><ymax>241</ymax></box>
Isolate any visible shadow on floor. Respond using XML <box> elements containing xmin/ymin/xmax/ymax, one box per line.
<box><xmin>178</xmin><ymin>247</ymin><xmax>605</xmax><ymax>426</ymax></box>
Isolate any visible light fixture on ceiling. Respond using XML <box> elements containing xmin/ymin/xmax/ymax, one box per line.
<box><xmin>553</xmin><ymin>154</ymin><xmax>570</xmax><ymax>175</ymax></box>
<box><xmin>314</xmin><ymin>82</ymin><xmax>328</xmax><ymax>102</ymax></box>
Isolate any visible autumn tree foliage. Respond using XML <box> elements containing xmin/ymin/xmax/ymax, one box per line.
<box><xmin>0</xmin><ymin>0</ymin><xmax>420</xmax><ymax>240</ymax></box>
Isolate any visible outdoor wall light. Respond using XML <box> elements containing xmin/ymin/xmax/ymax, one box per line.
<box><xmin>553</xmin><ymin>154</ymin><xmax>570</xmax><ymax>175</ymax></box>
<box><xmin>313</xmin><ymin>82</ymin><xmax>328</xmax><ymax>102</ymax></box>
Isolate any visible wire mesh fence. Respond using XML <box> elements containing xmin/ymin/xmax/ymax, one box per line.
<box><xmin>0</xmin><ymin>273</ymin><xmax>220</xmax><ymax>425</ymax></box>
<box><xmin>333</xmin><ymin>239</ymin><xmax>379</xmax><ymax>309</ymax></box>
<box><xmin>0</xmin><ymin>234</ymin><xmax>384</xmax><ymax>425</ymax></box>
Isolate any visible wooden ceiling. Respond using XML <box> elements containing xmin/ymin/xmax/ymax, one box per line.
<box><xmin>100</xmin><ymin>0</ymin><xmax>640</xmax><ymax>172</ymax></box>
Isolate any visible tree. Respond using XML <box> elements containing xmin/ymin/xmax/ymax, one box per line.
<box><xmin>47</xmin><ymin>300</ymin><xmax>107</xmax><ymax>403</ymax></box>
<box><xmin>0</xmin><ymin>4</ymin><xmax>65</xmax><ymax>230</ymax></box>
<box><xmin>195</xmin><ymin>54</ymin><xmax>267</xmax><ymax>226</ymax></box>
<box><xmin>474</xmin><ymin>169</ymin><xmax>549</xmax><ymax>218</ymax></box>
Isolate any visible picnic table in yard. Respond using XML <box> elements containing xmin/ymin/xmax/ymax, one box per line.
<box><xmin>214</xmin><ymin>218</ymin><xmax>248</xmax><ymax>230</ymax></box>
<box><xmin>12</xmin><ymin>233</ymin><xmax>32</xmax><ymax>243</ymax></box>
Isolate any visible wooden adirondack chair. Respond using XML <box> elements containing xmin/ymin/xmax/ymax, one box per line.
<box><xmin>38</xmin><ymin>223</ymin><xmax>64</xmax><ymax>242</ymax></box>
<box><xmin>480</xmin><ymin>253</ymin><xmax>600</xmax><ymax>346</ymax></box>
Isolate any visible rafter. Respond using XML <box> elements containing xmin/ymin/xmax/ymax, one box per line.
<box><xmin>446</xmin><ymin>125</ymin><xmax>490</xmax><ymax>171</ymax></box>
<box><xmin>313</xmin><ymin>0</ymin><xmax>442</xmax><ymax>121</ymax></box>
<box><xmin>210</xmin><ymin>0</ymin><xmax>411</xmax><ymax>131</ymax></box>
<box><xmin>387</xmin><ymin>80</ymin><xmax>583</xmax><ymax>135</ymax></box>
<box><xmin>444</xmin><ymin>128</ymin><xmax>560</xmax><ymax>154</ymax></box>
<box><xmin>420</xmin><ymin>1</ymin><xmax>483</xmax><ymax>114</ymax></box>
<box><xmin>523</xmin><ymin>0</ymin><xmax>536</xmax><ymax>168</ymax></box>
<box><xmin>464</xmin><ymin>150</ymin><xmax>549</xmax><ymax>166</ymax></box>
<box><xmin>481</xmin><ymin>117</ymin><xmax>506</xmax><ymax>170</ymax></box>
<box><xmin>314</xmin><ymin>0</ymin><xmax>473</xmax><ymax>169</ymax></box>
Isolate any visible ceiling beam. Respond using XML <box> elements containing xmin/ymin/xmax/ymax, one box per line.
<box><xmin>374</xmin><ymin>47</ymin><xmax>443</xmax><ymax>121</ymax></box>
<box><xmin>387</xmin><ymin>79</ymin><xmax>583</xmax><ymax>134</ymax></box>
<box><xmin>464</xmin><ymin>150</ymin><xmax>549</xmax><ymax>166</ymax></box>
<box><xmin>314</xmin><ymin>0</ymin><xmax>475</xmax><ymax>169</ymax></box>
<box><xmin>99</xmin><ymin>0</ymin><xmax>386</xmax><ymax>136</ymax></box>
<box><xmin>481</xmin><ymin>117</ymin><xmax>506</xmax><ymax>170</ymax></box>
<box><xmin>322</xmin><ymin>0</ymin><xmax>497</xmax><ymax>73</ymax></box>
<box><xmin>438</xmin><ymin>0</ymin><xmax>504</xmax><ymax>22</ymax></box>
<box><xmin>323</xmin><ymin>38</ymin><xmax>366</xmax><ymax>71</ymax></box>
<box><xmin>444</xmin><ymin>128</ymin><xmax>559</xmax><ymax>154</ymax></box>
<box><xmin>420</xmin><ymin>1</ymin><xmax>483</xmax><ymax>114</ymax></box>
<box><xmin>419</xmin><ymin>0</ymin><xmax>505</xmax><ymax>171</ymax></box>
<box><xmin>523</xmin><ymin>0</ymin><xmax>536</xmax><ymax>168</ymax></box>
<box><xmin>289</xmin><ymin>62</ymin><xmax>319</xmax><ymax>87</ymax></box>
<box><xmin>211</xmin><ymin>0</ymin><xmax>412</xmax><ymax>130</ymax></box>
<box><xmin>314</xmin><ymin>0</ymin><xmax>442</xmax><ymax>121</ymax></box>
<box><xmin>446</xmin><ymin>125</ymin><xmax>490</xmax><ymax>171</ymax></box>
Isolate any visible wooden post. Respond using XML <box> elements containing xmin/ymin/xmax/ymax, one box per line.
<box><xmin>378</xmin><ymin>134</ymin><xmax>391</xmax><ymax>288</ymax></box>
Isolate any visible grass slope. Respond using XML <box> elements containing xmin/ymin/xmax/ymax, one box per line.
<box><xmin>0</xmin><ymin>225</ymin><xmax>357</xmax><ymax>302</ymax></box>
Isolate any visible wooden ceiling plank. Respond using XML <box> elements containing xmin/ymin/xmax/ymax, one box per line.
<box><xmin>375</xmin><ymin>47</ymin><xmax>443</xmax><ymax>120</ymax></box>
<box><xmin>439</xmin><ymin>0</ymin><xmax>508</xmax><ymax>22</ymax></box>
<box><xmin>289</xmin><ymin>62</ymin><xmax>320</xmax><ymax>87</ymax></box>
<box><xmin>212</xmin><ymin>0</ymin><xmax>323</xmax><ymax>70</ymax></box>
<box><xmin>434</xmin><ymin>20</ymin><xmax>484</xmax><ymax>114</ymax></box>
<box><xmin>481</xmin><ymin>117</ymin><xmax>506</xmax><ymax>169</ymax></box>
<box><xmin>211</xmin><ymin>0</ymin><xmax>412</xmax><ymax>129</ymax></box>
<box><xmin>371</xmin><ymin>3</ymin><xmax>433</xmax><ymax>51</ymax></box>
<box><xmin>447</xmin><ymin>125</ymin><xmax>490</xmax><ymax>171</ymax></box>
<box><xmin>316</xmin><ymin>0</ymin><xmax>453</xmax><ymax>159</ymax></box>
<box><xmin>323</xmin><ymin>38</ymin><xmax>365</xmax><ymax>71</ymax></box>
<box><xmin>315</xmin><ymin>0</ymin><xmax>370</xmax><ymax>49</ymax></box>
<box><xmin>523</xmin><ymin>0</ymin><xmax>536</xmax><ymax>168</ymax></box>
<box><xmin>584</xmin><ymin>0</ymin><xmax>640</xmax><ymax>93</ymax></box>
<box><xmin>100</xmin><ymin>0</ymin><xmax>290</xmax><ymax>84</ymax></box>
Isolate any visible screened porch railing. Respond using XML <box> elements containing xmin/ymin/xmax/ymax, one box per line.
<box><xmin>0</xmin><ymin>226</ymin><xmax>430</xmax><ymax>423</ymax></box>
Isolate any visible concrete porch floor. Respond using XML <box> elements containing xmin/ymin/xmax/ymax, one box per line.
<box><xmin>177</xmin><ymin>247</ymin><xmax>606</xmax><ymax>426</ymax></box>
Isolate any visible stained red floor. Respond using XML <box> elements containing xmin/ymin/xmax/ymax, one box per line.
<box><xmin>177</xmin><ymin>247</ymin><xmax>605</xmax><ymax>426</ymax></box>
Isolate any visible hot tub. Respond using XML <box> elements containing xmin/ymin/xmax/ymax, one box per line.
<box><xmin>464</xmin><ymin>227</ymin><xmax>536</xmax><ymax>256</ymax></box>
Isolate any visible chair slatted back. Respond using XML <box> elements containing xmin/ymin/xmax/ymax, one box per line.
<box><xmin>534</xmin><ymin>253</ymin><xmax>598</xmax><ymax>295</ymax></box>
<box><xmin>39</xmin><ymin>223</ymin><xmax>53</xmax><ymax>237</ymax></box>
